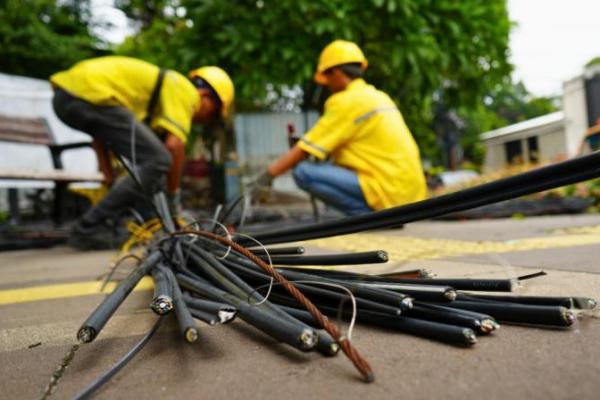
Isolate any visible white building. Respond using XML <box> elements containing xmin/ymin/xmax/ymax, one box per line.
<box><xmin>481</xmin><ymin>65</ymin><xmax>600</xmax><ymax>172</ymax></box>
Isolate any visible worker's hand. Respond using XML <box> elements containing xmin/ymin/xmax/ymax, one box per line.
<box><xmin>166</xmin><ymin>189</ymin><xmax>182</xmax><ymax>216</ymax></box>
<box><xmin>255</xmin><ymin>171</ymin><xmax>274</xmax><ymax>188</ymax></box>
<box><xmin>247</xmin><ymin>171</ymin><xmax>273</xmax><ymax>201</ymax></box>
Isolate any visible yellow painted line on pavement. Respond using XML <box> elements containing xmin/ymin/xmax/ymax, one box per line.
<box><xmin>0</xmin><ymin>276</ymin><xmax>154</xmax><ymax>306</ymax></box>
<box><xmin>3</xmin><ymin>225</ymin><xmax>600</xmax><ymax>306</ymax></box>
<box><xmin>307</xmin><ymin>229</ymin><xmax>600</xmax><ymax>264</ymax></box>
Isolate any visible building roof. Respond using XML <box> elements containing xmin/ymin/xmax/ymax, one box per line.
<box><xmin>480</xmin><ymin>111</ymin><xmax>565</xmax><ymax>141</ymax></box>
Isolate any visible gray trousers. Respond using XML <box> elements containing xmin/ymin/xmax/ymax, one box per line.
<box><xmin>52</xmin><ymin>89</ymin><xmax>172</xmax><ymax>223</ymax></box>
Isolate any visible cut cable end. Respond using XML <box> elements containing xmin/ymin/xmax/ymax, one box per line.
<box><xmin>464</xmin><ymin>329</ymin><xmax>478</xmax><ymax>345</ymax></box>
<box><xmin>150</xmin><ymin>295</ymin><xmax>174</xmax><ymax>315</ymax></box>
<box><xmin>77</xmin><ymin>327</ymin><xmax>95</xmax><ymax>344</ymax></box>
<box><xmin>185</xmin><ymin>327</ymin><xmax>199</xmax><ymax>343</ymax></box>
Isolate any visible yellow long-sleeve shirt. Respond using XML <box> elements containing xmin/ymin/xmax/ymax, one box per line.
<box><xmin>297</xmin><ymin>79</ymin><xmax>426</xmax><ymax>210</ymax></box>
<box><xmin>50</xmin><ymin>56</ymin><xmax>200</xmax><ymax>144</ymax></box>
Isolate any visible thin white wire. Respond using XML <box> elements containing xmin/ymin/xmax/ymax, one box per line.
<box><xmin>231</xmin><ymin>232</ymin><xmax>274</xmax><ymax>306</ymax></box>
<box><xmin>248</xmin><ymin>280</ymin><xmax>358</xmax><ymax>342</ymax></box>
<box><xmin>183</xmin><ymin>218</ymin><xmax>233</xmax><ymax>259</ymax></box>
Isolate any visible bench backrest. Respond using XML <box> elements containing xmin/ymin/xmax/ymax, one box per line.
<box><xmin>0</xmin><ymin>114</ymin><xmax>54</xmax><ymax>146</ymax></box>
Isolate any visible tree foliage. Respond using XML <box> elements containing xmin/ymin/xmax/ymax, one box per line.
<box><xmin>0</xmin><ymin>0</ymin><xmax>104</xmax><ymax>79</ymax></box>
<box><xmin>116</xmin><ymin>0</ymin><xmax>512</xmax><ymax>161</ymax></box>
<box><xmin>586</xmin><ymin>56</ymin><xmax>600</xmax><ymax>68</ymax></box>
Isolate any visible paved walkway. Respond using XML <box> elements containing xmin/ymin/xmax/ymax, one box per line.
<box><xmin>1</xmin><ymin>215</ymin><xmax>599</xmax><ymax>399</ymax></box>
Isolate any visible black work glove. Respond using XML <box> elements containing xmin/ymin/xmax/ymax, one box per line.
<box><xmin>247</xmin><ymin>171</ymin><xmax>273</xmax><ymax>201</ymax></box>
<box><xmin>255</xmin><ymin>171</ymin><xmax>273</xmax><ymax>188</ymax></box>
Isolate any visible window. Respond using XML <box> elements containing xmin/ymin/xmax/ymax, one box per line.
<box><xmin>527</xmin><ymin>136</ymin><xmax>539</xmax><ymax>163</ymax></box>
<box><xmin>504</xmin><ymin>139</ymin><xmax>523</xmax><ymax>165</ymax></box>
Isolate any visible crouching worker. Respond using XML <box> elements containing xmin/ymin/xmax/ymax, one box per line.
<box><xmin>50</xmin><ymin>56</ymin><xmax>234</xmax><ymax>249</ymax></box>
<box><xmin>256</xmin><ymin>40</ymin><xmax>426</xmax><ymax>215</ymax></box>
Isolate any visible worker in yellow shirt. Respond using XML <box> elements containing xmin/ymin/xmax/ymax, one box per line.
<box><xmin>50</xmin><ymin>56</ymin><xmax>234</xmax><ymax>249</ymax></box>
<box><xmin>256</xmin><ymin>40</ymin><xmax>426</xmax><ymax>215</ymax></box>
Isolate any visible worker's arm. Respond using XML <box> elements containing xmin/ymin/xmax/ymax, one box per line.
<box><xmin>267</xmin><ymin>145</ymin><xmax>307</xmax><ymax>177</ymax></box>
<box><xmin>91</xmin><ymin>139</ymin><xmax>115</xmax><ymax>186</ymax></box>
<box><xmin>164</xmin><ymin>133</ymin><xmax>186</xmax><ymax>193</ymax></box>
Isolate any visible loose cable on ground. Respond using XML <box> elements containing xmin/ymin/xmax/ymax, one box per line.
<box><xmin>72</xmin><ymin>317</ymin><xmax>163</xmax><ymax>400</ymax></box>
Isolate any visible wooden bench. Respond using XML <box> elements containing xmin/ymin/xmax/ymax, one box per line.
<box><xmin>0</xmin><ymin>114</ymin><xmax>103</xmax><ymax>224</ymax></box>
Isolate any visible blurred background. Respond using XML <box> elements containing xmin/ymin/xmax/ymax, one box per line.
<box><xmin>1</xmin><ymin>0</ymin><xmax>599</xmax><ymax>228</ymax></box>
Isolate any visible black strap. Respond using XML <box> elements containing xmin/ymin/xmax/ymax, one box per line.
<box><xmin>143</xmin><ymin>68</ymin><xmax>166</xmax><ymax>126</ymax></box>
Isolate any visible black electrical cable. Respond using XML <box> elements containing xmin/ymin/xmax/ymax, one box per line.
<box><xmin>257</xmin><ymin>250</ymin><xmax>389</xmax><ymax>266</ymax></box>
<box><xmin>275</xmin><ymin>301</ymin><xmax>477</xmax><ymax>346</ymax></box>
<box><xmin>277</xmin><ymin>304</ymin><xmax>322</xmax><ymax>327</ymax></box>
<box><xmin>78</xmin><ymin>251</ymin><xmax>163</xmax><ymax>343</ymax></box>
<box><xmin>249</xmin><ymin>246</ymin><xmax>306</xmax><ymax>256</ymax></box>
<box><xmin>353</xmin><ymin>277</ymin><xmax>516</xmax><ymax>292</ymax></box>
<box><xmin>183</xmin><ymin>243</ymin><xmax>266</xmax><ymax>303</ymax></box>
<box><xmin>277</xmin><ymin>268</ymin><xmax>413</xmax><ymax>310</ymax></box>
<box><xmin>183</xmin><ymin>294</ymin><xmax>238</xmax><ymax>324</ymax></box>
<box><xmin>404</xmin><ymin>304</ymin><xmax>488</xmax><ymax>333</ymax></box>
<box><xmin>72</xmin><ymin>317</ymin><xmax>163</xmax><ymax>400</ymax></box>
<box><xmin>358</xmin><ymin>282</ymin><xmax>457</xmax><ymax>302</ymax></box>
<box><xmin>158</xmin><ymin>264</ymin><xmax>199</xmax><ymax>343</ymax></box>
<box><xmin>112</xmin><ymin>152</ymin><xmax>172</xmax><ymax>232</ymax></box>
<box><xmin>189</xmin><ymin>308</ymin><xmax>220</xmax><ymax>325</ymax></box>
<box><xmin>221</xmin><ymin>259</ymin><xmax>403</xmax><ymax>316</ymax></box>
<box><xmin>220</xmin><ymin>257</ymin><xmax>409</xmax><ymax>314</ymax></box>
<box><xmin>217</xmin><ymin>194</ymin><xmax>244</xmax><ymax>226</ymax></box>
<box><xmin>177</xmin><ymin>273</ymin><xmax>318</xmax><ymax>352</ymax></box>
<box><xmin>438</xmin><ymin>300</ymin><xmax>576</xmax><ymax>326</ymax></box>
<box><xmin>182</xmin><ymin>242</ymin><xmax>334</xmax><ymax>348</ymax></box>
<box><xmin>217</xmin><ymin>252</ymin><xmax>412</xmax><ymax>310</ymax></box>
<box><xmin>282</xmin><ymin>267</ymin><xmax>428</xmax><ymax>280</ymax></box>
<box><xmin>421</xmin><ymin>302</ymin><xmax>499</xmax><ymax>326</ymax></box>
<box><xmin>150</xmin><ymin>268</ymin><xmax>173</xmax><ymax>315</ymax></box>
<box><xmin>375</xmin><ymin>269</ymin><xmax>433</xmax><ymax>279</ymax></box>
<box><xmin>457</xmin><ymin>293</ymin><xmax>575</xmax><ymax>308</ymax></box>
<box><xmin>258</xmin><ymin>155</ymin><xmax>600</xmax><ymax>243</ymax></box>
<box><xmin>239</xmin><ymin>153</ymin><xmax>600</xmax><ymax>245</ymax></box>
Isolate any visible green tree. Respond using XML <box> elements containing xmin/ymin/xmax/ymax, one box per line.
<box><xmin>0</xmin><ymin>0</ymin><xmax>104</xmax><ymax>79</ymax></box>
<box><xmin>586</xmin><ymin>56</ymin><xmax>600</xmax><ymax>68</ymax></box>
<box><xmin>116</xmin><ymin>0</ymin><xmax>512</xmax><ymax>161</ymax></box>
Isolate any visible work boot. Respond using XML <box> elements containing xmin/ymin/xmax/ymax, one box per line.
<box><xmin>68</xmin><ymin>218</ymin><xmax>124</xmax><ymax>250</ymax></box>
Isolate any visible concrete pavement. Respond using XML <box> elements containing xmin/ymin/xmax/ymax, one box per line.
<box><xmin>1</xmin><ymin>215</ymin><xmax>599</xmax><ymax>399</ymax></box>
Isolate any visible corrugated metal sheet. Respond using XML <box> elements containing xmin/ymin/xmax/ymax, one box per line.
<box><xmin>233</xmin><ymin>111</ymin><xmax>319</xmax><ymax>194</ymax></box>
<box><xmin>234</xmin><ymin>111</ymin><xmax>318</xmax><ymax>169</ymax></box>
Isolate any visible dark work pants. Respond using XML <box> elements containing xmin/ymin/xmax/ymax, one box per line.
<box><xmin>52</xmin><ymin>89</ymin><xmax>172</xmax><ymax>223</ymax></box>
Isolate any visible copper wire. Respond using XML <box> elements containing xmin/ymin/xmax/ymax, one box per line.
<box><xmin>172</xmin><ymin>229</ymin><xmax>375</xmax><ymax>383</ymax></box>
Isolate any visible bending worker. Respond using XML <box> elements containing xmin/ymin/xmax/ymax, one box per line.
<box><xmin>259</xmin><ymin>40</ymin><xmax>426</xmax><ymax>215</ymax></box>
<box><xmin>51</xmin><ymin>56</ymin><xmax>234</xmax><ymax>249</ymax></box>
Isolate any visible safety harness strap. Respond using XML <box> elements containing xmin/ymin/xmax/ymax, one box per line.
<box><xmin>143</xmin><ymin>68</ymin><xmax>166</xmax><ymax>126</ymax></box>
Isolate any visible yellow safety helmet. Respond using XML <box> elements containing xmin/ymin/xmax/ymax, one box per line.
<box><xmin>314</xmin><ymin>40</ymin><xmax>368</xmax><ymax>85</ymax></box>
<box><xmin>188</xmin><ymin>66</ymin><xmax>235</xmax><ymax>117</ymax></box>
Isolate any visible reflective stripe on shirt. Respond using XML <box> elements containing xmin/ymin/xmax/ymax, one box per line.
<box><xmin>353</xmin><ymin>107</ymin><xmax>399</xmax><ymax>124</ymax></box>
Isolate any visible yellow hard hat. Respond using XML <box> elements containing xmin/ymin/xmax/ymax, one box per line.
<box><xmin>314</xmin><ymin>40</ymin><xmax>368</xmax><ymax>85</ymax></box>
<box><xmin>188</xmin><ymin>66</ymin><xmax>235</xmax><ymax>117</ymax></box>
